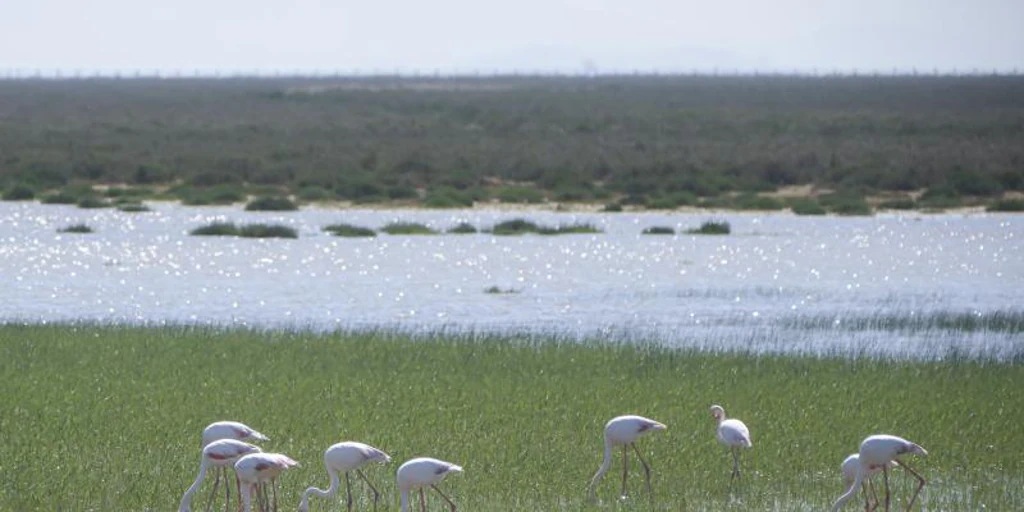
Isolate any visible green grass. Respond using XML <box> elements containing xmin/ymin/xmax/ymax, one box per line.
<box><xmin>380</xmin><ymin>222</ymin><xmax>437</xmax><ymax>235</ymax></box>
<box><xmin>323</xmin><ymin>223</ymin><xmax>377</xmax><ymax>237</ymax></box>
<box><xmin>0</xmin><ymin>325</ymin><xmax>1021</xmax><ymax>511</ymax></box>
<box><xmin>686</xmin><ymin>220</ymin><xmax>731</xmax><ymax>235</ymax></box>
<box><xmin>57</xmin><ymin>223</ymin><xmax>93</xmax><ymax>234</ymax></box>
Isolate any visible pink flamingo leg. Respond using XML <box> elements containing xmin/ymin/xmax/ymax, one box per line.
<box><xmin>431</xmin><ymin>484</ymin><xmax>458</xmax><ymax>512</ymax></box>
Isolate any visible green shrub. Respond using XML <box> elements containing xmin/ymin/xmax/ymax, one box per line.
<box><xmin>538</xmin><ymin>223</ymin><xmax>602</xmax><ymax>235</ymax></box>
<box><xmin>177</xmin><ymin>185</ymin><xmax>245</xmax><ymax>205</ymax></box>
<box><xmin>323</xmin><ymin>223</ymin><xmax>377</xmax><ymax>237</ymax></box>
<box><xmin>491</xmin><ymin>219</ymin><xmax>541</xmax><ymax>235</ymax></box>
<box><xmin>238</xmin><ymin>224</ymin><xmax>298</xmax><ymax>238</ymax></box>
<box><xmin>878</xmin><ymin>198</ymin><xmax>916</xmax><ymax>210</ymax></box>
<box><xmin>642</xmin><ymin>226</ymin><xmax>675</xmax><ymax>235</ymax></box>
<box><xmin>40</xmin><ymin>192</ymin><xmax>79</xmax><ymax>204</ymax></box>
<box><xmin>447</xmin><ymin>222</ymin><xmax>478</xmax><ymax>234</ymax></box>
<box><xmin>733</xmin><ymin>193</ymin><xmax>784</xmax><ymax>210</ymax></box>
<box><xmin>77</xmin><ymin>196</ymin><xmax>112</xmax><ymax>209</ymax></box>
<box><xmin>245</xmin><ymin>197</ymin><xmax>298</xmax><ymax>211</ymax></box>
<box><xmin>789</xmin><ymin>198</ymin><xmax>827</xmax><ymax>215</ymax></box>
<box><xmin>2</xmin><ymin>184</ymin><xmax>35</xmax><ymax>201</ymax></box>
<box><xmin>484</xmin><ymin>286</ymin><xmax>519</xmax><ymax>294</ymax></box>
<box><xmin>424</xmin><ymin>187</ymin><xmax>474</xmax><ymax>208</ymax></box>
<box><xmin>117</xmin><ymin>203</ymin><xmax>151</xmax><ymax>212</ymax></box>
<box><xmin>495</xmin><ymin>186</ymin><xmax>545</xmax><ymax>204</ymax></box>
<box><xmin>602</xmin><ymin>203</ymin><xmax>623</xmax><ymax>212</ymax></box>
<box><xmin>190</xmin><ymin>222</ymin><xmax>239</xmax><ymax>236</ymax></box>
<box><xmin>987</xmin><ymin>198</ymin><xmax>1024</xmax><ymax>212</ymax></box>
<box><xmin>685</xmin><ymin>220</ymin><xmax>731</xmax><ymax>235</ymax></box>
<box><xmin>296</xmin><ymin>186</ymin><xmax>333</xmax><ymax>201</ymax></box>
<box><xmin>380</xmin><ymin>222</ymin><xmax>436</xmax><ymax>235</ymax></box>
<box><xmin>819</xmin><ymin>192</ymin><xmax>873</xmax><ymax>215</ymax></box>
<box><xmin>58</xmin><ymin>223</ymin><xmax>93</xmax><ymax>234</ymax></box>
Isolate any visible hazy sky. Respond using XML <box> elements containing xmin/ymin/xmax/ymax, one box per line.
<box><xmin>2</xmin><ymin>0</ymin><xmax>1022</xmax><ymax>75</ymax></box>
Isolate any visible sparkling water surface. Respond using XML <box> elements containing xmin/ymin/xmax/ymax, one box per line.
<box><xmin>1</xmin><ymin>202</ymin><xmax>1020</xmax><ymax>359</ymax></box>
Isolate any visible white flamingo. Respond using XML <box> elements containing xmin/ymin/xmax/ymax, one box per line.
<box><xmin>586</xmin><ymin>415</ymin><xmax>667</xmax><ymax>501</ymax></box>
<box><xmin>396</xmin><ymin>457</ymin><xmax>463</xmax><ymax>512</ymax></box>
<box><xmin>235</xmin><ymin>452</ymin><xmax>300</xmax><ymax>512</ymax></box>
<box><xmin>841</xmin><ymin>453</ymin><xmax>898</xmax><ymax>512</ymax></box>
<box><xmin>832</xmin><ymin>435</ymin><xmax>927</xmax><ymax>512</ymax></box>
<box><xmin>298</xmin><ymin>442</ymin><xmax>392</xmax><ymax>512</ymax></box>
<box><xmin>710</xmin><ymin>405</ymin><xmax>752</xmax><ymax>480</ymax></box>
<box><xmin>179</xmin><ymin>439</ymin><xmax>262</xmax><ymax>512</ymax></box>
<box><xmin>196</xmin><ymin>421</ymin><xmax>270</xmax><ymax>511</ymax></box>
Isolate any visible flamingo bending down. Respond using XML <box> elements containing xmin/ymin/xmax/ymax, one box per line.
<box><xmin>197</xmin><ymin>421</ymin><xmax>270</xmax><ymax>511</ymax></box>
<box><xmin>831</xmin><ymin>435</ymin><xmax>927</xmax><ymax>512</ymax></box>
<box><xmin>586</xmin><ymin>415</ymin><xmax>667</xmax><ymax>501</ymax></box>
<box><xmin>396</xmin><ymin>457</ymin><xmax>463</xmax><ymax>512</ymax></box>
<box><xmin>710</xmin><ymin>405</ymin><xmax>752</xmax><ymax>480</ymax></box>
<box><xmin>841</xmin><ymin>453</ymin><xmax>898</xmax><ymax>512</ymax></box>
<box><xmin>179</xmin><ymin>439</ymin><xmax>262</xmax><ymax>512</ymax></box>
<box><xmin>235</xmin><ymin>452</ymin><xmax>300</xmax><ymax>512</ymax></box>
<box><xmin>298</xmin><ymin>442</ymin><xmax>392</xmax><ymax>511</ymax></box>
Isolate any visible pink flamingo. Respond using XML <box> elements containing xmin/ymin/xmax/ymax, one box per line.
<box><xmin>841</xmin><ymin>453</ymin><xmax>898</xmax><ymax>512</ymax></box>
<box><xmin>235</xmin><ymin>452</ymin><xmax>300</xmax><ymax>512</ymax></box>
<box><xmin>198</xmin><ymin>421</ymin><xmax>270</xmax><ymax>510</ymax></box>
<box><xmin>396</xmin><ymin>457</ymin><xmax>463</xmax><ymax>512</ymax></box>
<box><xmin>832</xmin><ymin>435</ymin><xmax>927</xmax><ymax>512</ymax></box>
<box><xmin>587</xmin><ymin>415</ymin><xmax>667</xmax><ymax>501</ymax></box>
<box><xmin>179</xmin><ymin>439</ymin><xmax>262</xmax><ymax>512</ymax></box>
<box><xmin>298</xmin><ymin>442</ymin><xmax>392</xmax><ymax>511</ymax></box>
<box><xmin>710</xmin><ymin>405</ymin><xmax>752</xmax><ymax>480</ymax></box>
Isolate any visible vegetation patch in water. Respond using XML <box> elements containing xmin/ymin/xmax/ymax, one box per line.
<box><xmin>57</xmin><ymin>223</ymin><xmax>93</xmax><ymax>234</ymax></box>
<box><xmin>642</xmin><ymin>226</ymin><xmax>675</xmax><ymax>235</ymax></box>
<box><xmin>323</xmin><ymin>223</ymin><xmax>377</xmax><ymax>237</ymax></box>
<box><xmin>245</xmin><ymin>196</ymin><xmax>299</xmax><ymax>211</ymax></box>
<box><xmin>380</xmin><ymin>222</ymin><xmax>437</xmax><ymax>235</ymax></box>
<box><xmin>116</xmin><ymin>203</ymin><xmax>151</xmax><ymax>212</ymax></box>
<box><xmin>685</xmin><ymin>220</ymin><xmax>731</xmax><ymax>235</ymax></box>
<box><xmin>447</xmin><ymin>222</ymin><xmax>478</xmax><ymax>234</ymax></box>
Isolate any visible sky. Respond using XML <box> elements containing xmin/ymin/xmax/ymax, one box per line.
<box><xmin>1</xmin><ymin>0</ymin><xmax>1022</xmax><ymax>76</ymax></box>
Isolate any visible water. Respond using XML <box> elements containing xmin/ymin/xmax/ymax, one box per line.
<box><xmin>1</xmin><ymin>202</ymin><xmax>1021</xmax><ymax>359</ymax></box>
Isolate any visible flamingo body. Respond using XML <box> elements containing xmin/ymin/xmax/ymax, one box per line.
<box><xmin>179</xmin><ymin>439</ymin><xmax>262</xmax><ymax>512</ymax></box>
<box><xmin>710</xmin><ymin>405</ymin><xmax>751</xmax><ymax>480</ymax></box>
<box><xmin>832</xmin><ymin>435</ymin><xmax>928</xmax><ymax>512</ymax></box>
<box><xmin>298</xmin><ymin>442</ymin><xmax>391</xmax><ymax>512</ymax></box>
<box><xmin>397</xmin><ymin>457</ymin><xmax>463</xmax><ymax>512</ymax></box>
<box><xmin>587</xmin><ymin>415</ymin><xmax>667</xmax><ymax>500</ymax></box>
<box><xmin>236</xmin><ymin>452</ymin><xmax>300</xmax><ymax>512</ymax></box>
<box><xmin>202</xmin><ymin>421</ymin><xmax>270</xmax><ymax>447</ymax></box>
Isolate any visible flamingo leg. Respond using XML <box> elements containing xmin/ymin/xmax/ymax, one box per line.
<box><xmin>431</xmin><ymin>484</ymin><xmax>458</xmax><ymax>512</ymax></box>
<box><xmin>883</xmin><ymin>466</ymin><xmax>891</xmax><ymax>512</ymax></box>
<box><xmin>239</xmin><ymin>483</ymin><xmax>252</xmax><ymax>512</ymax></box>
<box><xmin>620</xmin><ymin>445</ymin><xmax>629</xmax><ymax>497</ymax></box>
<box><xmin>867</xmin><ymin>475</ymin><xmax>880</xmax><ymax>512</ymax></box>
<box><xmin>419</xmin><ymin>488</ymin><xmax>426</xmax><ymax>512</ymax></box>
<box><xmin>356</xmin><ymin>469</ymin><xmax>382</xmax><ymax>510</ymax></box>
<box><xmin>896</xmin><ymin>459</ymin><xmax>927</xmax><ymax>511</ymax></box>
<box><xmin>630</xmin><ymin>442</ymin><xmax>654</xmax><ymax>498</ymax></box>
<box><xmin>225</xmin><ymin>468</ymin><xmax>232</xmax><ymax>512</ymax></box>
<box><xmin>345</xmin><ymin>471</ymin><xmax>353</xmax><ymax>511</ymax></box>
<box><xmin>861</xmin><ymin>480</ymin><xmax>871</xmax><ymax>512</ymax></box>
<box><xmin>205</xmin><ymin>467</ymin><xmax>222</xmax><ymax>512</ymax></box>
<box><xmin>272</xmin><ymin>479</ymin><xmax>279</xmax><ymax>512</ymax></box>
<box><xmin>731</xmin><ymin>447</ymin><xmax>741</xmax><ymax>480</ymax></box>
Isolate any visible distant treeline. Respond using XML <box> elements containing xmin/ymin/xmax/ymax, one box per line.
<box><xmin>1</xmin><ymin>75</ymin><xmax>1022</xmax><ymax>210</ymax></box>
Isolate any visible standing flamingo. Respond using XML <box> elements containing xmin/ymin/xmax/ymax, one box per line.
<box><xmin>831</xmin><ymin>435</ymin><xmax>927</xmax><ymax>512</ymax></box>
<box><xmin>396</xmin><ymin>457</ymin><xmax>463</xmax><ymax>512</ymax></box>
<box><xmin>298</xmin><ymin>442</ymin><xmax>392</xmax><ymax>512</ymax></box>
<box><xmin>586</xmin><ymin>415</ymin><xmax>667</xmax><ymax>501</ymax></box>
<box><xmin>841</xmin><ymin>453</ymin><xmax>898</xmax><ymax>512</ymax></box>
<box><xmin>236</xmin><ymin>452</ymin><xmax>300</xmax><ymax>512</ymax></box>
<box><xmin>710</xmin><ymin>405</ymin><xmax>752</xmax><ymax>481</ymax></box>
<box><xmin>179</xmin><ymin>439</ymin><xmax>262</xmax><ymax>512</ymax></box>
<box><xmin>202</xmin><ymin>421</ymin><xmax>271</xmax><ymax>447</ymax></box>
<box><xmin>197</xmin><ymin>421</ymin><xmax>270</xmax><ymax>511</ymax></box>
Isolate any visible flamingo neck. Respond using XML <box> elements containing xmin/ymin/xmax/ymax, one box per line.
<box><xmin>300</xmin><ymin>467</ymin><xmax>339</xmax><ymax>510</ymax></box>
<box><xmin>587</xmin><ymin>435</ymin><xmax>615</xmax><ymax>498</ymax></box>
<box><xmin>831</xmin><ymin>463</ymin><xmax>864</xmax><ymax>512</ymax></box>
<box><xmin>178</xmin><ymin>460</ymin><xmax>208</xmax><ymax>512</ymax></box>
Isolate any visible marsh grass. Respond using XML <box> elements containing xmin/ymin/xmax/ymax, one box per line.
<box><xmin>76</xmin><ymin>196</ymin><xmax>112</xmax><ymax>209</ymax></box>
<box><xmin>447</xmin><ymin>222</ymin><xmax>478</xmax><ymax>234</ymax></box>
<box><xmin>380</xmin><ymin>222</ymin><xmax>437</xmax><ymax>235</ymax></box>
<box><xmin>190</xmin><ymin>222</ymin><xmax>298</xmax><ymax>238</ymax></box>
<box><xmin>642</xmin><ymin>226</ymin><xmax>675</xmax><ymax>235</ymax></box>
<box><xmin>0</xmin><ymin>325</ymin><xmax>1021</xmax><ymax>511</ymax></box>
<box><xmin>987</xmin><ymin>198</ymin><xmax>1024</xmax><ymax>212</ymax></box>
<box><xmin>686</xmin><ymin>220</ymin><xmax>731</xmax><ymax>235</ymax></box>
<box><xmin>491</xmin><ymin>218</ymin><xmax>603</xmax><ymax>235</ymax></box>
<box><xmin>57</xmin><ymin>223</ymin><xmax>93</xmax><ymax>234</ymax></box>
<box><xmin>323</xmin><ymin>223</ymin><xmax>377</xmax><ymax>237</ymax></box>
<box><xmin>116</xmin><ymin>203</ymin><xmax>151</xmax><ymax>212</ymax></box>
<box><xmin>245</xmin><ymin>196</ymin><xmax>299</xmax><ymax>211</ymax></box>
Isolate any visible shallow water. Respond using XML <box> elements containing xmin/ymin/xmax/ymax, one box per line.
<box><xmin>1</xmin><ymin>202</ymin><xmax>1021</xmax><ymax>359</ymax></box>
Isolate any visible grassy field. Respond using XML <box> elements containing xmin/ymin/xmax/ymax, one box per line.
<box><xmin>1</xmin><ymin>75</ymin><xmax>1023</xmax><ymax>212</ymax></box>
<box><xmin>1</xmin><ymin>325</ymin><xmax>1022</xmax><ymax>511</ymax></box>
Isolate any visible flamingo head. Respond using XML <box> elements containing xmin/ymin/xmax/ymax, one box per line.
<box><xmin>906</xmin><ymin>442</ymin><xmax>928</xmax><ymax>457</ymax></box>
<box><xmin>710</xmin><ymin>405</ymin><xmax>725</xmax><ymax>421</ymax></box>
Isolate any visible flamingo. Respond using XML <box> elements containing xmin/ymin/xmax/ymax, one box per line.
<box><xmin>235</xmin><ymin>452</ymin><xmax>300</xmax><ymax>512</ymax></box>
<box><xmin>841</xmin><ymin>453</ymin><xmax>898</xmax><ymax>512</ymax></box>
<box><xmin>197</xmin><ymin>421</ymin><xmax>270</xmax><ymax>511</ymax></box>
<box><xmin>396</xmin><ymin>457</ymin><xmax>463</xmax><ymax>512</ymax></box>
<box><xmin>179</xmin><ymin>439</ymin><xmax>262</xmax><ymax>512</ymax></box>
<box><xmin>298</xmin><ymin>442</ymin><xmax>392</xmax><ymax>512</ymax></box>
<box><xmin>586</xmin><ymin>415</ymin><xmax>667</xmax><ymax>501</ymax></box>
<box><xmin>710</xmin><ymin>405</ymin><xmax>752</xmax><ymax>481</ymax></box>
<box><xmin>831</xmin><ymin>435</ymin><xmax>927</xmax><ymax>512</ymax></box>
